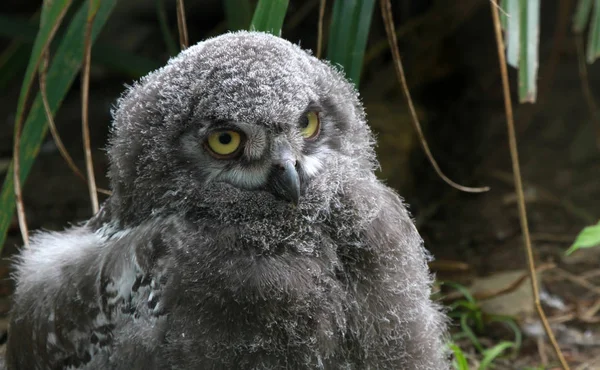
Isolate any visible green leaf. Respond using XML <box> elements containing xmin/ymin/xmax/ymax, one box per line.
<box><xmin>573</xmin><ymin>0</ymin><xmax>593</xmax><ymax>33</ymax></box>
<box><xmin>587</xmin><ymin>0</ymin><xmax>600</xmax><ymax>63</ymax></box>
<box><xmin>250</xmin><ymin>0</ymin><xmax>289</xmax><ymax>36</ymax></box>
<box><xmin>449</xmin><ymin>343</ymin><xmax>469</xmax><ymax>370</ymax></box>
<box><xmin>489</xmin><ymin>315</ymin><xmax>522</xmax><ymax>353</ymax></box>
<box><xmin>0</xmin><ymin>0</ymin><xmax>117</xmax><ymax>252</ymax></box>
<box><xmin>503</xmin><ymin>0</ymin><xmax>540</xmax><ymax>102</ymax></box>
<box><xmin>326</xmin><ymin>0</ymin><xmax>375</xmax><ymax>87</ymax></box>
<box><xmin>518</xmin><ymin>0</ymin><xmax>540</xmax><ymax>103</ymax></box>
<box><xmin>479</xmin><ymin>341</ymin><xmax>515</xmax><ymax>369</ymax></box>
<box><xmin>224</xmin><ymin>0</ymin><xmax>253</xmax><ymax>31</ymax></box>
<box><xmin>460</xmin><ymin>314</ymin><xmax>484</xmax><ymax>353</ymax></box>
<box><xmin>499</xmin><ymin>0</ymin><xmax>509</xmax><ymax>30</ymax></box>
<box><xmin>505</xmin><ymin>0</ymin><xmax>520</xmax><ymax>68</ymax></box>
<box><xmin>566</xmin><ymin>220</ymin><xmax>600</xmax><ymax>255</ymax></box>
<box><xmin>442</xmin><ymin>281</ymin><xmax>477</xmax><ymax>304</ymax></box>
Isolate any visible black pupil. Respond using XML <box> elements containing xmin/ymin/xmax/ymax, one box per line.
<box><xmin>300</xmin><ymin>116</ymin><xmax>309</xmax><ymax>128</ymax></box>
<box><xmin>218</xmin><ymin>133</ymin><xmax>232</xmax><ymax>145</ymax></box>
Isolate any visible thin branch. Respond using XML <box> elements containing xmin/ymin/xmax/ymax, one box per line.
<box><xmin>82</xmin><ymin>0</ymin><xmax>100</xmax><ymax>214</ymax></box>
<box><xmin>13</xmin><ymin>2</ymin><xmax>72</xmax><ymax>246</ymax></box>
<box><xmin>575</xmin><ymin>34</ymin><xmax>600</xmax><ymax>149</ymax></box>
<box><xmin>316</xmin><ymin>0</ymin><xmax>326</xmax><ymax>58</ymax></box>
<box><xmin>39</xmin><ymin>48</ymin><xmax>111</xmax><ymax>196</ymax></box>
<box><xmin>13</xmin><ymin>137</ymin><xmax>29</xmax><ymax>246</ymax></box>
<box><xmin>488</xmin><ymin>2</ymin><xmax>570</xmax><ymax>369</ymax></box>
<box><xmin>379</xmin><ymin>0</ymin><xmax>489</xmax><ymax>193</ymax></box>
<box><xmin>176</xmin><ymin>0</ymin><xmax>189</xmax><ymax>50</ymax></box>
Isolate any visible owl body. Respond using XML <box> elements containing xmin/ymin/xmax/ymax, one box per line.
<box><xmin>6</xmin><ymin>32</ymin><xmax>449</xmax><ymax>369</ymax></box>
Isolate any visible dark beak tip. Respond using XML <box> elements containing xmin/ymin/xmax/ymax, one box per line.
<box><xmin>268</xmin><ymin>161</ymin><xmax>301</xmax><ymax>206</ymax></box>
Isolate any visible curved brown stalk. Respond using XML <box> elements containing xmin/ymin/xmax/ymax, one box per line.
<box><xmin>82</xmin><ymin>0</ymin><xmax>100</xmax><ymax>214</ymax></box>
<box><xmin>13</xmin><ymin>2</ymin><xmax>73</xmax><ymax>246</ymax></box>
<box><xmin>489</xmin><ymin>1</ymin><xmax>570</xmax><ymax>369</ymax></box>
<box><xmin>39</xmin><ymin>49</ymin><xmax>111</xmax><ymax>196</ymax></box>
<box><xmin>176</xmin><ymin>0</ymin><xmax>189</xmax><ymax>49</ymax></box>
<box><xmin>379</xmin><ymin>0</ymin><xmax>489</xmax><ymax>193</ymax></box>
<box><xmin>316</xmin><ymin>0</ymin><xmax>326</xmax><ymax>58</ymax></box>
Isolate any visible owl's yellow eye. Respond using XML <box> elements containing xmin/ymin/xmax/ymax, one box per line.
<box><xmin>300</xmin><ymin>111</ymin><xmax>320</xmax><ymax>140</ymax></box>
<box><xmin>206</xmin><ymin>130</ymin><xmax>242</xmax><ymax>157</ymax></box>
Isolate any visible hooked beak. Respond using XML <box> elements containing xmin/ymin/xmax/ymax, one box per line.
<box><xmin>267</xmin><ymin>144</ymin><xmax>300</xmax><ymax>205</ymax></box>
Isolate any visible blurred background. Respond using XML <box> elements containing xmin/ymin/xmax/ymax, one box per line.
<box><xmin>1</xmin><ymin>0</ymin><xmax>599</xmax><ymax>368</ymax></box>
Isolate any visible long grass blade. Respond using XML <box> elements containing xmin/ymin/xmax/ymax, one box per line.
<box><xmin>0</xmin><ymin>0</ymin><xmax>117</xmax><ymax>253</ymax></box>
<box><xmin>224</xmin><ymin>0</ymin><xmax>252</xmax><ymax>31</ymax></box>
<box><xmin>250</xmin><ymin>0</ymin><xmax>289</xmax><ymax>35</ymax></box>
<box><xmin>479</xmin><ymin>341</ymin><xmax>515</xmax><ymax>369</ymax></box>
<box><xmin>505</xmin><ymin>0</ymin><xmax>520</xmax><ymax>68</ymax></box>
<box><xmin>12</xmin><ymin>0</ymin><xmax>74</xmax><ymax>246</ymax></box>
<box><xmin>347</xmin><ymin>0</ymin><xmax>375</xmax><ymax>84</ymax></box>
<box><xmin>587</xmin><ymin>0</ymin><xmax>600</xmax><ymax>63</ymax></box>
<box><xmin>449</xmin><ymin>343</ymin><xmax>469</xmax><ymax>370</ymax></box>
<box><xmin>518</xmin><ymin>0</ymin><xmax>540</xmax><ymax>103</ymax></box>
<box><xmin>573</xmin><ymin>0</ymin><xmax>593</xmax><ymax>33</ymax></box>
<box><xmin>82</xmin><ymin>0</ymin><xmax>101</xmax><ymax>214</ymax></box>
<box><xmin>326</xmin><ymin>0</ymin><xmax>374</xmax><ymax>86</ymax></box>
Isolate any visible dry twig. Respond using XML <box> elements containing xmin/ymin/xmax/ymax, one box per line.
<box><xmin>176</xmin><ymin>0</ymin><xmax>189</xmax><ymax>49</ymax></box>
<box><xmin>82</xmin><ymin>0</ymin><xmax>100</xmax><ymax>214</ymax></box>
<box><xmin>489</xmin><ymin>1</ymin><xmax>570</xmax><ymax>368</ymax></box>
<box><xmin>316</xmin><ymin>0</ymin><xmax>326</xmax><ymax>58</ymax></box>
<box><xmin>39</xmin><ymin>49</ymin><xmax>111</xmax><ymax>196</ymax></box>
<box><xmin>13</xmin><ymin>2</ymin><xmax>73</xmax><ymax>246</ymax></box>
<box><xmin>40</xmin><ymin>49</ymin><xmax>85</xmax><ymax>183</ymax></box>
<box><xmin>379</xmin><ymin>0</ymin><xmax>489</xmax><ymax>193</ymax></box>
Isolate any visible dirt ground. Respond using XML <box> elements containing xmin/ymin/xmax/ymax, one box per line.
<box><xmin>1</xmin><ymin>0</ymin><xmax>599</xmax><ymax>368</ymax></box>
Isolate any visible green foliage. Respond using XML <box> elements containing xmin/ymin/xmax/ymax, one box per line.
<box><xmin>502</xmin><ymin>0</ymin><xmax>540</xmax><ymax>103</ymax></box>
<box><xmin>0</xmin><ymin>0</ymin><xmax>117</xmax><ymax>252</ymax></box>
<box><xmin>573</xmin><ymin>0</ymin><xmax>600</xmax><ymax>63</ymax></box>
<box><xmin>250</xmin><ymin>0</ymin><xmax>289</xmax><ymax>35</ymax></box>
<box><xmin>573</xmin><ymin>0</ymin><xmax>593</xmax><ymax>33</ymax></box>
<box><xmin>449</xmin><ymin>343</ymin><xmax>469</xmax><ymax>370</ymax></box>
<box><xmin>566</xmin><ymin>220</ymin><xmax>600</xmax><ymax>255</ymax></box>
<box><xmin>326</xmin><ymin>0</ymin><xmax>375</xmax><ymax>87</ymax></box>
<box><xmin>444</xmin><ymin>282</ymin><xmax>521</xmax><ymax>369</ymax></box>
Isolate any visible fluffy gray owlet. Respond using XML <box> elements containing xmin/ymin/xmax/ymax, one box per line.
<box><xmin>6</xmin><ymin>31</ymin><xmax>449</xmax><ymax>369</ymax></box>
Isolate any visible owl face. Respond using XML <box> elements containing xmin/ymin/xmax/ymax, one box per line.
<box><xmin>180</xmin><ymin>103</ymin><xmax>330</xmax><ymax>204</ymax></box>
<box><xmin>108</xmin><ymin>32</ymin><xmax>376</xmax><ymax>224</ymax></box>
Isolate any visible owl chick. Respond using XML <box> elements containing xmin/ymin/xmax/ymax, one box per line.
<box><xmin>6</xmin><ymin>31</ymin><xmax>449</xmax><ymax>369</ymax></box>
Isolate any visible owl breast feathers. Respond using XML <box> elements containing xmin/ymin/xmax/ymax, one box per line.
<box><xmin>6</xmin><ymin>31</ymin><xmax>449</xmax><ymax>369</ymax></box>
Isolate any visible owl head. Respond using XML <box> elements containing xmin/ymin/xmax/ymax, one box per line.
<box><xmin>107</xmin><ymin>31</ymin><xmax>377</xmax><ymax>226</ymax></box>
